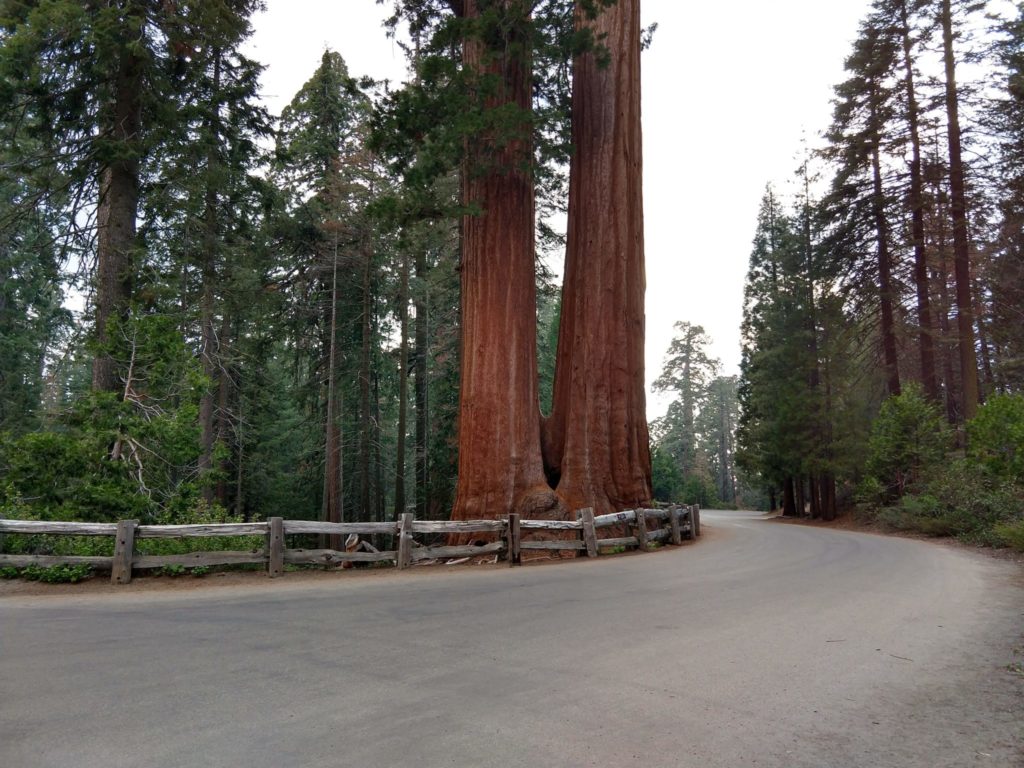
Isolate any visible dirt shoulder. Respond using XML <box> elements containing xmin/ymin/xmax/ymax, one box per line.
<box><xmin>770</xmin><ymin>509</ymin><xmax>1024</xmax><ymax>566</ymax></box>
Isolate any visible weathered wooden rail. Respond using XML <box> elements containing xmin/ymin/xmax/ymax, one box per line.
<box><xmin>0</xmin><ymin>505</ymin><xmax>701</xmax><ymax>584</ymax></box>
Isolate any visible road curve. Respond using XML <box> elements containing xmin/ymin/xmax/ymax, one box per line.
<box><xmin>1</xmin><ymin>511</ymin><xmax>1021</xmax><ymax>767</ymax></box>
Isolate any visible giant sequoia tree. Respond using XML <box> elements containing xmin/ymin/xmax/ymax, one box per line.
<box><xmin>449</xmin><ymin>0</ymin><xmax>559</xmax><ymax>521</ymax></box>
<box><xmin>379</xmin><ymin>0</ymin><xmax>651</xmax><ymax>522</ymax></box>
<box><xmin>543</xmin><ymin>0</ymin><xmax>652</xmax><ymax>516</ymax></box>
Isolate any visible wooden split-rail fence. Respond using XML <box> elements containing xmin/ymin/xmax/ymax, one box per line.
<box><xmin>0</xmin><ymin>505</ymin><xmax>701</xmax><ymax>585</ymax></box>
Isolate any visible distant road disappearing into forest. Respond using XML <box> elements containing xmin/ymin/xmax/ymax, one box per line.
<box><xmin>2</xmin><ymin>511</ymin><xmax>1021</xmax><ymax>768</ymax></box>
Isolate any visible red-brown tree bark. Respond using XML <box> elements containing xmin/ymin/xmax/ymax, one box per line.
<box><xmin>542</xmin><ymin>0</ymin><xmax>652</xmax><ymax>516</ymax></box>
<box><xmin>92</xmin><ymin>47</ymin><xmax>143</xmax><ymax>393</ymax></box>
<box><xmin>940</xmin><ymin>0</ymin><xmax>980</xmax><ymax>421</ymax></box>
<box><xmin>450</xmin><ymin>0</ymin><xmax>560</xmax><ymax>521</ymax></box>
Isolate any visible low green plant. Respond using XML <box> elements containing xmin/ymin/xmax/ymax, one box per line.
<box><xmin>18</xmin><ymin>563</ymin><xmax>94</xmax><ymax>583</ymax></box>
<box><xmin>157</xmin><ymin>564</ymin><xmax>187</xmax><ymax>577</ymax></box>
<box><xmin>993</xmin><ymin>520</ymin><xmax>1024</xmax><ymax>552</ymax></box>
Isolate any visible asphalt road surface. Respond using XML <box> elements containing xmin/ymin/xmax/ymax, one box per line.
<box><xmin>2</xmin><ymin>511</ymin><xmax>1022</xmax><ymax>767</ymax></box>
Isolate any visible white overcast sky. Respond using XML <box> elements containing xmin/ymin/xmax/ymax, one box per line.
<box><xmin>245</xmin><ymin>0</ymin><xmax>869</xmax><ymax>419</ymax></box>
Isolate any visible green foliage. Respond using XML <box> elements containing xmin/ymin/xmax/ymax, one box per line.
<box><xmin>3</xmin><ymin>563</ymin><xmax>95</xmax><ymax>583</ymax></box>
<box><xmin>968</xmin><ymin>393</ymin><xmax>1024</xmax><ymax>482</ymax></box>
<box><xmin>872</xmin><ymin>457</ymin><xmax>1023</xmax><ymax>542</ymax></box>
<box><xmin>651</xmin><ymin>445</ymin><xmax>685</xmax><ymax>503</ymax></box>
<box><xmin>993</xmin><ymin>519</ymin><xmax>1024</xmax><ymax>552</ymax></box>
<box><xmin>863</xmin><ymin>385</ymin><xmax>952</xmax><ymax>501</ymax></box>
<box><xmin>0</xmin><ymin>313</ymin><xmax>209</xmax><ymax>525</ymax></box>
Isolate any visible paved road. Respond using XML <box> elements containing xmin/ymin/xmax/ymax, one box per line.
<box><xmin>2</xmin><ymin>511</ymin><xmax>1022</xmax><ymax>767</ymax></box>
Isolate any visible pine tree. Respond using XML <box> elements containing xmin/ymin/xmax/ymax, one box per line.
<box><xmin>0</xmin><ymin>0</ymin><xmax>184</xmax><ymax>392</ymax></box>
<box><xmin>989</xmin><ymin>3</ymin><xmax>1024</xmax><ymax>387</ymax></box>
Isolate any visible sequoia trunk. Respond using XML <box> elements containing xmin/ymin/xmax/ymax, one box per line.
<box><xmin>542</xmin><ymin>0</ymin><xmax>652</xmax><ymax>516</ymax></box>
<box><xmin>450</xmin><ymin>0</ymin><xmax>559</xmax><ymax>521</ymax></box>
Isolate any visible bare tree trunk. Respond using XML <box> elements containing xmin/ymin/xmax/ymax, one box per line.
<box><xmin>898</xmin><ymin>0</ymin><xmax>939</xmax><ymax>400</ymax></box>
<box><xmin>414</xmin><ymin>246</ymin><xmax>428</xmax><ymax>518</ymax></box>
<box><xmin>322</xmin><ymin>238</ymin><xmax>343</xmax><ymax>549</ymax></box>
<box><xmin>783</xmin><ymin>477</ymin><xmax>797</xmax><ymax>517</ymax></box>
<box><xmin>543</xmin><ymin>0</ymin><xmax>652</xmax><ymax>516</ymax></box>
<box><xmin>821</xmin><ymin>474</ymin><xmax>837</xmax><ymax>521</ymax></box>
<box><xmin>941</xmin><ymin>0</ymin><xmax>980</xmax><ymax>421</ymax></box>
<box><xmin>199</xmin><ymin>50</ymin><xmax>222</xmax><ymax>501</ymax></box>
<box><xmin>450</xmin><ymin>0</ymin><xmax>559</xmax><ymax>522</ymax></box>
<box><xmin>929</xmin><ymin>158</ymin><xmax>961</xmax><ymax>423</ymax></box>
<box><xmin>394</xmin><ymin>251</ymin><xmax>410</xmax><ymax>519</ymax></box>
<box><xmin>373</xmin><ymin>370</ymin><xmax>385</xmax><ymax>524</ymax></box>
<box><xmin>359</xmin><ymin>241</ymin><xmax>372</xmax><ymax>523</ymax></box>
<box><xmin>974</xmin><ymin>279</ymin><xmax>995</xmax><ymax>394</ymax></box>
<box><xmin>92</xmin><ymin>48</ymin><xmax>142</xmax><ymax>393</ymax></box>
<box><xmin>809</xmin><ymin>476</ymin><xmax>821</xmax><ymax>519</ymax></box>
<box><xmin>870</xmin><ymin>81</ymin><xmax>902</xmax><ymax>397</ymax></box>
<box><xmin>215</xmin><ymin>313</ymin><xmax>232</xmax><ymax>506</ymax></box>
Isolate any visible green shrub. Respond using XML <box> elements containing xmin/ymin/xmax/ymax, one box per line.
<box><xmin>993</xmin><ymin>520</ymin><xmax>1024</xmax><ymax>552</ymax></box>
<box><xmin>872</xmin><ymin>457</ymin><xmax>1024</xmax><ymax>543</ymax></box>
<box><xmin>969</xmin><ymin>393</ymin><xmax>1024</xmax><ymax>482</ymax></box>
<box><xmin>864</xmin><ymin>385</ymin><xmax>952</xmax><ymax>501</ymax></box>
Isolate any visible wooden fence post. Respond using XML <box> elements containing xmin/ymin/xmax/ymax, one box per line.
<box><xmin>111</xmin><ymin>519</ymin><xmax>137</xmax><ymax>585</ymax></box>
<box><xmin>668</xmin><ymin>504</ymin><xmax>682</xmax><ymax>546</ymax></box>
<box><xmin>693</xmin><ymin>504</ymin><xmax>701</xmax><ymax>537</ymax></box>
<box><xmin>397</xmin><ymin>513</ymin><xmax>414</xmax><ymax>570</ymax></box>
<box><xmin>507</xmin><ymin>513</ymin><xmax>521</xmax><ymax>566</ymax></box>
<box><xmin>577</xmin><ymin>508</ymin><xmax>598</xmax><ymax>558</ymax></box>
<box><xmin>633</xmin><ymin>509</ymin><xmax>649</xmax><ymax>551</ymax></box>
<box><xmin>267</xmin><ymin>517</ymin><xmax>284</xmax><ymax>578</ymax></box>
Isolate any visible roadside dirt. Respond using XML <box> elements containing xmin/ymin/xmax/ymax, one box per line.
<box><xmin>771</xmin><ymin>509</ymin><xmax>1024</xmax><ymax>566</ymax></box>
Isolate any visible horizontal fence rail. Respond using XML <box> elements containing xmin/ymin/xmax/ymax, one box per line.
<box><xmin>0</xmin><ymin>505</ymin><xmax>701</xmax><ymax>585</ymax></box>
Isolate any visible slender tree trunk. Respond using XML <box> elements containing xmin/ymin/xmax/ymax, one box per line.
<box><xmin>92</xmin><ymin>47</ymin><xmax>142</xmax><ymax>393</ymax></box>
<box><xmin>394</xmin><ymin>252</ymin><xmax>410</xmax><ymax>519</ymax></box>
<box><xmin>215</xmin><ymin>313</ymin><xmax>232</xmax><ymax>506</ymax></box>
<box><xmin>322</xmin><ymin>238</ymin><xmax>343</xmax><ymax>548</ymax></box>
<box><xmin>930</xmin><ymin>162</ymin><xmax>961</xmax><ymax>423</ymax></box>
<box><xmin>898</xmin><ymin>0</ymin><xmax>939</xmax><ymax>400</ymax></box>
<box><xmin>359</xmin><ymin>241</ymin><xmax>372</xmax><ymax>523</ymax></box>
<box><xmin>937</xmin><ymin>253</ymin><xmax>961</xmax><ymax>423</ymax></box>
<box><xmin>199</xmin><ymin>51</ymin><xmax>222</xmax><ymax>500</ymax></box>
<box><xmin>235</xmin><ymin>391</ymin><xmax>245</xmax><ymax>519</ymax></box>
<box><xmin>783</xmin><ymin>477</ymin><xmax>797</xmax><ymax>517</ymax></box>
<box><xmin>941</xmin><ymin>0</ymin><xmax>980</xmax><ymax>421</ymax></box>
<box><xmin>450</xmin><ymin>0</ymin><xmax>559</xmax><ymax>522</ymax></box>
<box><xmin>869</xmin><ymin>81</ymin><xmax>902</xmax><ymax>397</ymax></box>
<box><xmin>414</xmin><ymin>246</ymin><xmax>429</xmax><ymax>518</ymax></box>
<box><xmin>373</xmin><ymin>370</ymin><xmax>385</xmax><ymax>524</ymax></box>
<box><xmin>542</xmin><ymin>0</ymin><xmax>652</xmax><ymax>516</ymax></box>
<box><xmin>974</xmin><ymin>280</ymin><xmax>995</xmax><ymax>394</ymax></box>
<box><xmin>806</xmin><ymin>476</ymin><xmax>817</xmax><ymax>519</ymax></box>
<box><xmin>821</xmin><ymin>474</ymin><xmax>837</xmax><ymax>521</ymax></box>
<box><xmin>795</xmin><ymin>477</ymin><xmax>806</xmax><ymax>518</ymax></box>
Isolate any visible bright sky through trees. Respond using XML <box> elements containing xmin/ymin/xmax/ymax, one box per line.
<box><xmin>245</xmin><ymin>0</ymin><xmax>868</xmax><ymax>419</ymax></box>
